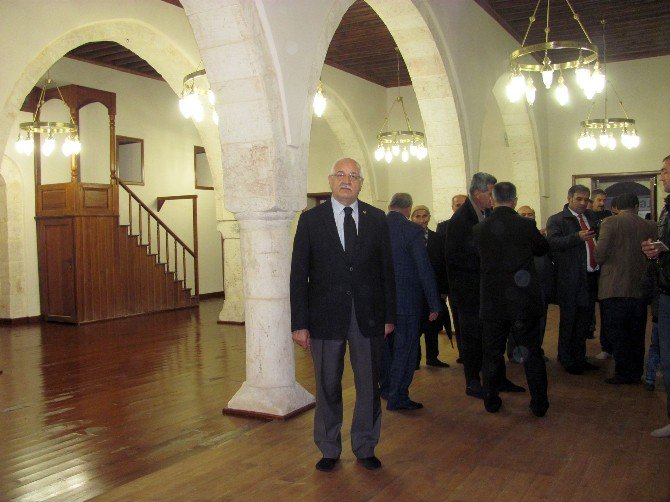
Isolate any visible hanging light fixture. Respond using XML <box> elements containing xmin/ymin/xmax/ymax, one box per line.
<box><xmin>373</xmin><ymin>48</ymin><xmax>427</xmax><ymax>164</ymax></box>
<box><xmin>505</xmin><ymin>0</ymin><xmax>603</xmax><ymax>107</ymax></box>
<box><xmin>178</xmin><ymin>68</ymin><xmax>218</xmax><ymax>125</ymax></box>
<box><xmin>15</xmin><ymin>77</ymin><xmax>80</xmax><ymax>157</ymax></box>
<box><xmin>577</xmin><ymin>20</ymin><xmax>639</xmax><ymax>151</ymax></box>
<box><xmin>313</xmin><ymin>80</ymin><xmax>327</xmax><ymax>117</ymax></box>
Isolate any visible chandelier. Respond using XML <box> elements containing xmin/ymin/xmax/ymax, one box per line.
<box><xmin>178</xmin><ymin>69</ymin><xmax>218</xmax><ymax>125</ymax></box>
<box><xmin>577</xmin><ymin>21</ymin><xmax>639</xmax><ymax>151</ymax></box>
<box><xmin>15</xmin><ymin>78</ymin><xmax>81</xmax><ymax>157</ymax></box>
<box><xmin>373</xmin><ymin>48</ymin><xmax>427</xmax><ymax>164</ymax></box>
<box><xmin>313</xmin><ymin>80</ymin><xmax>327</xmax><ymax>117</ymax></box>
<box><xmin>505</xmin><ymin>0</ymin><xmax>604</xmax><ymax>106</ymax></box>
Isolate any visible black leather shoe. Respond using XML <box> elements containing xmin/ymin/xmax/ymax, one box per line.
<box><xmin>530</xmin><ymin>401</ymin><xmax>549</xmax><ymax>417</ymax></box>
<box><xmin>387</xmin><ymin>400</ymin><xmax>423</xmax><ymax>411</ymax></box>
<box><xmin>644</xmin><ymin>382</ymin><xmax>656</xmax><ymax>391</ymax></box>
<box><xmin>456</xmin><ymin>357</ymin><xmax>463</xmax><ymax>364</ymax></box>
<box><xmin>465</xmin><ymin>380</ymin><xmax>483</xmax><ymax>399</ymax></box>
<box><xmin>484</xmin><ymin>395</ymin><xmax>502</xmax><ymax>413</ymax></box>
<box><xmin>358</xmin><ymin>456</ymin><xmax>382</xmax><ymax>470</ymax></box>
<box><xmin>315</xmin><ymin>457</ymin><xmax>339</xmax><ymax>472</ymax></box>
<box><xmin>605</xmin><ymin>377</ymin><xmax>638</xmax><ymax>385</ymax></box>
<box><xmin>565</xmin><ymin>365</ymin><xmax>584</xmax><ymax>375</ymax></box>
<box><xmin>499</xmin><ymin>379</ymin><xmax>526</xmax><ymax>393</ymax></box>
<box><xmin>426</xmin><ymin>359</ymin><xmax>450</xmax><ymax>368</ymax></box>
<box><xmin>582</xmin><ymin>361</ymin><xmax>599</xmax><ymax>371</ymax></box>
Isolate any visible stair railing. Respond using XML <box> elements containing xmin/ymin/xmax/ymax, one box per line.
<box><xmin>116</xmin><ymin>177</ymin><xmax>199</xmax><ymax>298</ymax></box>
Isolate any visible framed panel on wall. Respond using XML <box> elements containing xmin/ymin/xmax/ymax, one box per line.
<box><xmin>194</xmin><ymin>146</ymin><xmax>214</xmax><ymax>190</ymax></box>
<box><xmin>572</xmin><ymin>171</ymin><xmax>658</xmax><ymax>220</ymax></box>
<box><xmin>116</xmin><ymin>136</ymin><xmax>144</xmax><ymax>185</ymax></box>
<box><xmin>306</xmin><ymin>192</ymin><xmax>330</xmax><ymax>211</ymax></box>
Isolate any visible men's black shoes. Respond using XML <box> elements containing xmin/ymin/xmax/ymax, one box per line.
<box><xmin>465</xmin><ymin>380</ymin><xmax>483</xmax><ymax>399</ymax></box>
<box><xmin>387</xmin><ymin>400</ymin><xmax>423</xmax><ymax>410</ymax></box>
<box><xmin>426</xmin><ymin>359</ymin><xmax>450</xmax><ymax>368</ymax></box>
<box><xmin>484</xmin><ymin>395</ymin><xmax>502</xmax><ymax>413</ymax></box>
<box><xmin>582</xmin><ymin>361</ymin><xmax>600</xmax><ymax>371</ymax></box>
<box><xmin>358</xmin><ymin>456</ymin><xmax>382</xmax><ymax>470</ymax></box>
<box><xmin>530</xmin><ymin>401</ymin><xmax>549</xmax><ymax>417</ymax></box>
<box><xmin>499</xmin><ymin>379</ymin><xmax>526</xmax><ymax>393</ymax></box>
<box><xmin>605</xmin><ymin>377</ymin><xmax>638</xmax><ymax>385</ymax></box>
<box><xmin>565</xmin><ymin>365</ymin><xmax>584</xmax><ymax>375</ymax></box>
<box><xmin>315</xmin><ymin>457</ymin><xmax>339</xmax><ymax>472</ymax></box>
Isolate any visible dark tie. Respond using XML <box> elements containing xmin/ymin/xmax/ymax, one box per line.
<box><xmin>578</xmin><ymin>214</ymin><xmax>597</xmax><ymax>269</ymax></box>
<box><xmin>344</xmin><ymin>206</ymin><xmax>357</xmax><ymax>258</ymax></box>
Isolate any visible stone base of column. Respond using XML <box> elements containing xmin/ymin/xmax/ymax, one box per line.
<box><xmin>218</xmin><ymin>299</ymin><xmax>244</xmax><ymax>324</ymax></box>
<box><xmin>223</xmin><ymin>381</ymin><xmax>315</xmax><ymax>420</ymax></box>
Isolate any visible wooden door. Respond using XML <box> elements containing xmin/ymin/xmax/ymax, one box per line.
<box><xmin>38</xmin><ymin>218</ymin><xmax>77</xmax><ymax>322</ymax></box>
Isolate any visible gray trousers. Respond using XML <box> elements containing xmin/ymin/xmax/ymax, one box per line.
<box><xmin>310</xmin><ymin>306</ymin><xmax>383</xmax><ymax>459</ymax></box>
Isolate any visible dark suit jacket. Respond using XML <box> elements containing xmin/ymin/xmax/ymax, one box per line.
<box><xmin>436</xmin><ymin>220</ymin><xmax>448</xmax><ymax>235</ymax></box>
<box><xmin>546</xmin><ymin>205</ymin><xmax>599</xmax><ymax>307</ymax></box>
<box><xmin>290</xmin><ymin>199</ymin><xmax>396</xmax><ymax>339</ymax></box>
<box><xmin>386</xmin><ymin>211</ymin><xmax>441</xmax><ymax>316</ymax></box>
<box><xmin>473</xmin><ymin>206</ymin><xmax>550</xmax><ymax>321</ymax></box>
<box><xmin>445</xmin><ymin>198</ymin><xmax>482</xmax><ymax>313</ymax></box>
<box><xmin>426</xmin><ymin>229</ymin><xmax>448</xmax><ymax>294</ymax></box>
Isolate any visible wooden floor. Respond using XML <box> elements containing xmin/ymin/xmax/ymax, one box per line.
<box><xmin>0</xmin><ymin>300</ymin><xmax>668</xmax><ymax>501</ymax></box>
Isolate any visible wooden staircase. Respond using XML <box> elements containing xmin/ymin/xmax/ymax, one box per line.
<box><xmin>35</xmin><ymin>181</ymin><xmax>198</xmax><ymax>324</ymax></box>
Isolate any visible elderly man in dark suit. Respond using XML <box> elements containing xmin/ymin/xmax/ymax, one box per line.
<box><xmin>596</xmin><ymin>192</ymin><xmax>656</xmax><ymax>384</ymax></box>
<box><xmin>382</xmin><ymin>194</ymin><xmax>441</xmax><ymax>410</ymax></box>
<box><xmin>445</xmin><ymin>173</ymin><xmax>524</xmax><ymax>398</ymax></box>
<box><xmin>546</xmin><ymin>185</ymin><xmax>601</xmax><ymax>375</ymax></box>
<box><xmin>290</xmin><ymin>158</ymin><xmax>396</xmax><ymax>472</ymax></box>
<box><xmin>473</xmin><ymin>182</ymin><xmax>550</xmax><ymax>416</ymax></box>
<box><xmin>410</xmin><ymin>204</ymin><xmax>451</xmax><ymax>368</ymax></box>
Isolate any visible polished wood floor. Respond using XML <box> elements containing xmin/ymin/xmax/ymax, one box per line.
<box><xmin>1</xmin><ymin>300</ymin><xmax>668</xmax><ymax>501</ymax></box>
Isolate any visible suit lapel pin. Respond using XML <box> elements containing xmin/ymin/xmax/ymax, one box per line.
<box><xmin>363</xmin><ymin>210</ymin><xmax>367</xmax><ymax>214</ymax></box>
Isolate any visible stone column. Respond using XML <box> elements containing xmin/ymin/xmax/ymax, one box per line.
<box><xmin>225</xmin><ymin>211</ymin><xmax>314</xmax><ymax>417</ymax></box>
<box><xmin>217</xmin><ymin>220</ymin><xmax>244</xmax><ymax>323</ymax></box>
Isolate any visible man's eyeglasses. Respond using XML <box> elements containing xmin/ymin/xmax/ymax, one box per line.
<box><xmin>330</xmin><ymin>171</ymin><xmax>363</xmax><ymax>182</ymax></box>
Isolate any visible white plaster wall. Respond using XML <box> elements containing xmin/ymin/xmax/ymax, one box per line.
<box><xmin>479</xmin><ymin>92</ymin><xmax>514</xmax><ymax>184</ymax></box>
<box><xmin>543</xmin><ymin>55</ymin><xmax>670</xmax><ymax>226</ymax></box>
<box><xmin>3</xmin><ymin>57</ymin><xmax>224</xmax><ymax>316</ymax></box>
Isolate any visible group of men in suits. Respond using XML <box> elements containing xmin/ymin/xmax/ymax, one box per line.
<box><xmin>290</xmin><ymin>156</ymin><xmax>670</xmax><ymax>473</ymax></box>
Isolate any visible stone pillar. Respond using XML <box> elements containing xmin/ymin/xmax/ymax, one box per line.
<box><xmin>217</xmin><ymin>220</ymin><xmax>244</xmax><ymax>323</ymax></box>
<box><xmin>225</xmin><ymin>211</ymin><xmax>314</xmax><ymax>417</ymax></box>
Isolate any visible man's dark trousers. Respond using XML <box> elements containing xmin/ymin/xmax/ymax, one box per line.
<box><xmin>457</xmin><ymin>308</ymin><xmax>483</xmax><ymax>383</ymax></box>
<box><xmin>602</xmin><ymin>297</ymin><xmax>647</xmax><ymax>381</ymax></box>
<box><xmin>483</xmin><ymin>317</ymin><xmax>548</xmax><ymax>407</ymax></box>
<box><xmin>558</xmin><ymin>272</ymin><xmax>598</xmax><ymax>368</ymax></box>
<box><xmin>383</xmin><ymin>314</ymin><xmax>421</xmax><ymax>407</ymax></box>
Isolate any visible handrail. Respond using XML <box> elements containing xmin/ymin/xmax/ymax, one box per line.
<box><xmin>115</xmin><ymin>176</ymin><xmax>198</xmax><ymax>297</ymax></box>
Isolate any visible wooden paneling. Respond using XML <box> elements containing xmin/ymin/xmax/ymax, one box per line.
<box><xmin>37</xmin><ymin>219</ymin><xmax>76</xmax><ymax>322</ymax></box>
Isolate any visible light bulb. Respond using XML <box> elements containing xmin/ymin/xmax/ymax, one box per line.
<box><xmin>385</xmin><ymin>150</ymin><xmax>392</xmax><ymax>164</ymax></box>
<box><xmin>417</xmin><ymin>146</ymin><xmax>428</xmax><ymax>160</ymax></box>
<box><xmin>555</xmin><ymin>75</ymin><xmax>569</xmax><ymax>106</ymax></box>
<box><xmin>599</xmin><ymin>130</ymin><xmax>609</xmax><ymax>147</ymax></box>
<box><xmin>71</xmin><ymin>136</ymin><xmax>81</xmax><ymax>155</ymax></box>
<box><xmin>42</xmin><ymin>136</ymin><xmax>56</xmax><ymax>156</ymax></box>
<box><xmin>409</xmin><ymin>144</ymin><xmax>418</xmax><ymax>156</ymax></box>
<box><xmin>591</xmin><ymin>65</ymin><xmax>605</xmax><ymax>94</ymax></box>
<box><xmin>525</xmin><ymin>77</ymin><xmax>536</xmax><ymax>106</ymax></box>
<box><xmin>374</xmin><ymin>146</ymin><xmax>385</xmax><ymax>161</ymax></box>
<box><xmin>631</xmin><ymin>130</ymin><xmax>640</xmax><ymax>148</ymax></box>
<box><xmin>15</xmin><ymin>134</ymin><xmax>24</xmax><ymax>154</ymax></box>
<box><xmin>62</xmin><ymin>138</ymin><xmax>73</xmax><ymax>156</ymax></box>
<box><xmin>391</xmin><ymin>144</ymin><xmax>400</xmax><ymax>157</ymax></box>
<box><xmin>607</xmin><ymin>134</ymin><xmax>616</xmax><ymax>150</ymax></box>
<box><xmin>313</xmin><ymin>89</ymin><xmax>326</xmax><ymax>117</ymax></box>
<box><xmin>577</xmin><ymin>132</ymin><xmax>588</xmax><ymax>150</ymax></box>
<box><xmin>575</xmin><ymin>66</ymin><xmax>591</xmax><ymax>89</ymax></box>
<box><xmin>541</xmin><ymin>68</ymin><xmax>554</xmax><ymax>89</ymax></box>
<box><xmin>401</xmin><ymin>149</ymin><xmax>409</xmax><ymax>162</ymax></box>
<box><xmin>179</xmin><ymin>96</ymin><xmax>191</xmax><ymax>118</ymax></box>
<box><xmin>192</xmin><ymin>101</ymin><xmax>204</xmax><ymax>122</ymax></box>
<box><xmin>212</xmin><ymin>110</ymin><xmax>219</xmax><ymax>125</ymax></box>
<box><xmin>583</xmin><ymin>81</ymin><xmax>597</xmax><ymax>100</ymax></box>
<box><xmin>621</xmin><ymin>130</ymin><xmax>631</xmax><ymax>149</ymax></box>
<box><xmin>207</xmin><ymin>89</ymin><xmax>216</xmax><ymax>106</ymax></box>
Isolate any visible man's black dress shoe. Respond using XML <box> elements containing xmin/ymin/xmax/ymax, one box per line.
<box><xmin>465</xmin><ymin>380</ymin><xmax>483</xmax><ymax>399</ymax></box>
<box><xmin>499</xmin><ymin>379</ymin><xmax>526</xmax><ymax>393</ymax></box>
<box><xmin>426</xmin><ymin>359</ymin><xmax>450</xmax><ymax>368</ymax></box>
<box><xmin>484</xmin><ymin>395</ymin><xmax>502</xmax><ymax>413</ymax></box>
<box><xmin>315</xmin><ymin>457</ymin><xmax>339</xmax><ymax>472</ymax></box>
<box><xmin>582</xmin><ymin>361</ymin><xmax>599</xmax><ymax>371</ymax></box>
<box><xmin>358</xmin><ymin>456</ymin><xmax>382</xmax><ymax>470</ymax></box>
<box><xmin>529</xmin><ymin>401</ymin><xmax>549</xmax><ymax>417</ymax></box>
<box><xmin>565</xmin><ymin>365</ymin><xmax>583</xmax><ymax>375</ymax></box>
<box><xmin>605</xmin><ymin>376</ymin><xmax>638</xmax><ymax>385</ymax></box>
<box><xmin>387</xmin><ymin>400</ymin><xmax>423</xmax><ymax>410</ymax></box>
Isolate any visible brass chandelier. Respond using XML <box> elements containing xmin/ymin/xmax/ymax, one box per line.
<box><xmin>178</xmin><ymin>68</ymin><xmax>218</xmax><ymax>125</ymax></box>
<box><xmin>15</xmin><ymin>78</ymin><xmax>81</xmax><ymax>157</ymax></box>
<box><xmin>373</xmin><ymin>48</ymin><xmax>427</xmax><ymax>164</ymax></box>
<box><xmin>505</xmin><ymin>0</ymin><xmax>604</xmax><ymax>106</ymax></box>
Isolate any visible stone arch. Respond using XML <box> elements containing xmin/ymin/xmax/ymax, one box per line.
<box><xmin>492</xmin><ymin>74</ymin><xmax>544</xmax><ymax>222</ymax></box>
<box><xmin>0</xmin><ymin>156</ymin><xmax>27</xmax><ymax>319</ymax></box>
<box><xmin>320</xmin><ymin>83</ymin><xmax>378</xmax><ymax>204</ymax></box>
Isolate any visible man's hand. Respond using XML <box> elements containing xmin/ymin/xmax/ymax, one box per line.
<box><xmin>642</xmin><ymin>238</ymin><xmax>660</xmax><ymax>260</ymax></box>
<box><xmin>540</xmin><ymin>228</ymin><xmax>547</xmax><ymax>237</ymax></box>
<box><xmin>292</xmin><ymin>329</ymin><xmax>310</xmax><ymax>350</ymax></box>
<box><xmin>428</xmin><ymin>311</ymin><xmax>439</xmax><ymax>322</ymax></box>
<box><xmin>384</xmin><ymin>323</ymin><xmax>394</xmax><ymax>338</ymax></box>
<box><xmin>579</xmin><ymin>229</ymin><xmax>596</xmax><ymax>241</ymax></box>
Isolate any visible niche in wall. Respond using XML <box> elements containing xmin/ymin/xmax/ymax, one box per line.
<box><xmin>573</xmin><ymin>171</ymin><xmax>658</xmax><ymax>219</ymax></box>
<box><xmin>194</xmin><ymin>146</ymin><xmax>213</xmax><ymax>190</ymax></box>
<box><xmin>116</xmin><ymin>136</ymin><xmax>144</xmax><ymax>185</ymax></box>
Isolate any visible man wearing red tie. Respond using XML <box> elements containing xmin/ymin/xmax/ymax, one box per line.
<box><xmin>546</xmin><ymin>185</ymin><xmax>601</xmax><ymax>375</ymax></box>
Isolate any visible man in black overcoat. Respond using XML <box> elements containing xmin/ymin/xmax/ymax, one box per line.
<box><xmin>290</xmin><ymin>158</ymin><xmax>396</xmax><ymax>472</ymax></box>
<box><xmin>473</xmin><ymin>182</ymin><xmax>550</xmax><ymax>416</ymax></box>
